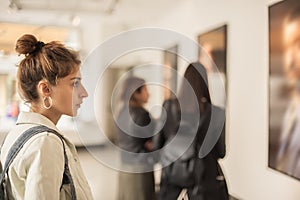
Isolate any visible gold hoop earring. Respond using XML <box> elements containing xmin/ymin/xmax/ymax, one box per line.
<box><xmin>43</xmin><ymin>96</ymin><xmax>52</xmax><ymax>109</ymax></box>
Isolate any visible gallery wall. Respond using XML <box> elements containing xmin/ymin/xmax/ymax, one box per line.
<box><xmin>124</xmin><ymin>0</ymin><xmax>299</xmax><ymax>199</ymax></box>
<box><xmin>1</xmin><ymin>0</ymin><xmax>299</xmax><ymax>198</ymax></box>
<box><xmin>82</xmin><ymin>0</ymin><xmax>300</xmax><ymax>198</ymax></box>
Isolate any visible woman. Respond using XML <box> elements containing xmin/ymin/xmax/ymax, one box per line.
<box><xmin>116</xmin><ymin>76</ymin><xmax>156</xmax><ymax>200</ymax></box>
<box><xmin>0</xmin><ymin>34</ymin><xmax>93</xmax><ymax>199</ymax></box>
<box><xmin>158</xmin><ymin>62</ymin><xmax>228</xmax><ymax>200</ymax></box>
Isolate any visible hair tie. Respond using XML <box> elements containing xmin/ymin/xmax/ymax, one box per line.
<box><xmin>30</xmin><ymin>41</ymin><xmax>45</xmax><ymax>55</ymax></box>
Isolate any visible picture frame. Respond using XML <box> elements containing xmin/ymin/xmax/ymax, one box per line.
<box><xmin>269</xmin><ymin>0</ymin><xmax>300</xmax><ymax>180</ymax></box>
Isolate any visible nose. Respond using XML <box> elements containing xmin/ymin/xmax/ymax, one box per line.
<box><xmin>81</xmin><ymin>85</ymin><xmax>88</xmax><ymax>98</ymax></box>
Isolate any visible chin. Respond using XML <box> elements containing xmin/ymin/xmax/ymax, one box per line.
<box><xmin>72</xmin><ymin>108</ymin><xmax>79</xmax><ymax>116</ymax></box>
<box><xmin>63</xmin><ymin>110</ymin><xmax>77</xmax><ymax>117</ymax></box>
<box><xmin>71</xmin><ymin>111</ymin><xmax>78</xmax><ymax>117</ymax></box>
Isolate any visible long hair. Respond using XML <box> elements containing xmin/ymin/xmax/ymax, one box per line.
<box><xmin>285</xmin><ymin>3</ymin><xmax>300</xmax><ymax>24</ymax></box>
<box><xmin>178</xmin><ymin>62</ymin><xmax>211</xmax><ymax>114</ymax></box>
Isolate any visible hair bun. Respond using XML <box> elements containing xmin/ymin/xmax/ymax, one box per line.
<box><xmin>15</xmin><ymin>34</ymin><xmax>41</xmax><ymax>55</ymax></box>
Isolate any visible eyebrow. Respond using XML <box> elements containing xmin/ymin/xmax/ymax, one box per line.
<box><xmin>70</xmin><ymin>77</ymin><xmax>82</xmax><ymax>81</ymax></box>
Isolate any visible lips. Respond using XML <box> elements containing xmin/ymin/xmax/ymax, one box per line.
<box><xmin>74</xmin><ymin>103</ymin><xmax>82</xmax><ymax>108</ymax></box>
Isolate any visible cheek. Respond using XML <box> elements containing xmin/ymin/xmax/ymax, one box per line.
<box><xmin>144</xmin><ymin>93</ymin><xmax>149</xmax><ymax>101</ymax></box>
<box><xmin>72</xmin><ymin>90</ymin><xmax>83</xmax><ymax>104</ymax></box>
<box><xmin>55</xmin><ymin>90</ymin><xmax>73</xmax><ymax>108</ymax></box>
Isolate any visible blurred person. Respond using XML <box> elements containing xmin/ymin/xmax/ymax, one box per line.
<box><xmin>116</xmin><ymin>76</ymin><xmax>156</xmax><ymax>200</ymax></box>
<box><xmin>156</xmin><ymin>62</ymin><xmax>228</xmax><ymax>200</ymax></box>
<box><xmin>0</xmin><ymin>34</ymin><xmax>93</xmax><ymax>199</ymax></box>
<box><xmin>276</xmin><ymin>5</ymin><xmax>300</xmax><ymax>178</ymax></box>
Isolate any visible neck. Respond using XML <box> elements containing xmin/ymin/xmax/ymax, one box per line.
<box><xmin>42</xmin><ymin>112</ymin><xmax>61</xmax><ymax>125</ymax></box>
<box><xmin>30</xmin><ymin>105</ymin><xmax>61</xmax><ymax>125</ymax></box>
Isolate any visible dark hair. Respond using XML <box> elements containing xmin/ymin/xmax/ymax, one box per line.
<box><xmin>285</xmin><ymin>3</ymin><xmax>300</xmax><ymax>24</ymax></box>
<box><xmin>15</xmin><ymin>34</ymin><xmax>81</xmax><ymax>103</ymax></box>
<box><xmin>120</xmin><ymin>76</ymin><xmax>145</xmax><ymax>103</ymax></box>
<box><xmin>178</xmin><ymin>62</ymin><xmax>211</xmax><ymax>113</ymax></box>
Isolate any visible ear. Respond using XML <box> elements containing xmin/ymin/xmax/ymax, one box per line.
<box><xmin>37</xmin><ymin>79</ymin><xmax>52</xmax><ymax>97</ymax></box>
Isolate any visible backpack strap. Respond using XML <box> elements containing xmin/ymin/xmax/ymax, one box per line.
<box><xmin>0</xmin><ymin>125</ymin><xmax>77</xmax><ymax>200</ymax></box>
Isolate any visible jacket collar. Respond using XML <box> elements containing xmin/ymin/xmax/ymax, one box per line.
<box><xmin>16</xmin><ymin>112</ymin><xmax>60</xmax><ymax>133</ymax></box>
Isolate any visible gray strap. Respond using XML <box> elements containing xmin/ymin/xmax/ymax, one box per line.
<box><xmin>0</xmin><ymin>125</ymin><xmax>77</xmax><ymax>200</ymax></box>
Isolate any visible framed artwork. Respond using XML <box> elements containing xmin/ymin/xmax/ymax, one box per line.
<box><xmin>269</xmin><ymin>0</ymin><xmax>300</xmax><ymax>180</ymax></box>
<box><xmin>163</xmin><ymin>44</ymin><xmax>178</xmax><ymax>99</ymax></box>
<box><xmin>197</xmin><ymin>24</ymin><xmax>227</xmax><ymax>108</ymax></box>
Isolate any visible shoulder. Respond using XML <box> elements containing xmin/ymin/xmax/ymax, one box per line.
<box><xmin>26</xmin><ymin>131</ymin><xmax>64</xmax><ymax>150</ymax></box>
<box><xmin>1</xmin><ymin>125</ymin><xmax>64</xmax><ymax>162</ymax></box>
<box><xmin>0</xmin><ymin>125</ymin><xmax>66</xmax><ymax>177</ymax></box>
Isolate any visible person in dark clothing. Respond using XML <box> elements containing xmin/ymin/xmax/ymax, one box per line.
<box><xmin>116</xmin><ymin>76</ymin><xmax>156</xmax><ymax>200</ymax></box>
<box><xmin>156</xmin><ymin>62</ymin><xmax>229</xmax><ymax>200</ymax></box>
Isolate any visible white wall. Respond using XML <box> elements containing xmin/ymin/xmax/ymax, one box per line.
<box><xmin>1</xmin><ymin>0</ymin><xmax>300</xmax><ymax>198</ymax></box>
<box><xmin>126</xmin><ymin>0</ymin><xmax>299</xmax><ymax>199</ymax></box>
<box><xmin>98</xmin><ymin>0</ymin><xmax>300</xmax><ymax>198</ymax></box>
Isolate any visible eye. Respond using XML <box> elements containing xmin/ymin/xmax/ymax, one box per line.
<box><xmin>73</xmin><ymin>80</ymin><xmax>80</xmax><ymax>87</ymax></box>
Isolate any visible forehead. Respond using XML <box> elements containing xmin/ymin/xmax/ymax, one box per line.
<box><xmin>284</xmin><ymin>20</ymin><xmax>300</xmax><ymax>36</ymax></box>
<box><xmin>283</xmin><ymin>20</ymin><xmax>300</xmax><ymax>44</ymax></box>
<box><xmin>60</xmin><ymin>66</ymin><xmax>81</xmax><ymax>81</ymax></box>
<box><xmin>70</xmin><ymin>67</ymin><xmax>81</xmax><ymax>76</ymax></box>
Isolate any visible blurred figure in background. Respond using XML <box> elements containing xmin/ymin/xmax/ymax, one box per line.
<box><xmin>276</xmin><ymin>5</ymin><xmax>300</xmax><ymax>178</ymax></box>
<box><xmin>156</xmin><ymin>62</ymin><xmax>228</xmax><ymax>200</ymax></box>
<box><xmin>116</xmin><ymin>76</ymin><xmax>156</xmax><ymax>200</ymax></box>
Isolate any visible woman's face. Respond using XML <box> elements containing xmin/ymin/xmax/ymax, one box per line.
<box><xmin>134</xmin><ymin>85</ymin><xmax>149</xmax><ymax>105</ymax></box>
<box><xmin>51</xmin><ymin>66</ymin><xmax>88</xmax><ymax>117</ymax></box>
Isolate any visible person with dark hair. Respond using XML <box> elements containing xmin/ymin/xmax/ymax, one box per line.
<box><xmin>276</xmin><ymin>4</ymin><xmax>300</xmax><ymax>179</ymax></box>
<box><xmin>0</xmin><ymin>34</ymin><xmax>93</xmax><ymax>199</ymax></box>
<box><xmin>157</xmin><ymin>62</ymin><xmax>228</xmax><ymax>200</ymax></box>
<box><xmin>116</xmin><ymin>76</ymin><xmax>156</xmax><ymax>200</ymax></box>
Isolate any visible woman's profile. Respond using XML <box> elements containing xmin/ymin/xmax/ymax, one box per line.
<box><xmin>0</xmin><ymin>34</ymin><xmax>93</xmax><ymax>199</ymax></box>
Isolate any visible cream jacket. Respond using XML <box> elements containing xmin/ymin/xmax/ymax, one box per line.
<box><xmin>0</xmin><ymin>112</ymin><xmax>94</xmax><ymax>200</ymax></box>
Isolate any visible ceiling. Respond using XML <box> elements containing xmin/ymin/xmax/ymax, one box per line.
<box><xmin>0</xmin><ymin>23</ymin><xmax>70</xmax><ymax>55</ymax></box>
<box><xmin>0</xmin><ymin>0</ymin><xmax>180</xmax><ymax>55</ymax></box>
<box><xmin>4</xmin><ymin>0</ymin><xmax>179</xmax><ymax>20</ymax></box>
<box><xmin>8</xmin><ymin>0</ymin><xmax>117</xmax><ymax>14</ymax></box>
